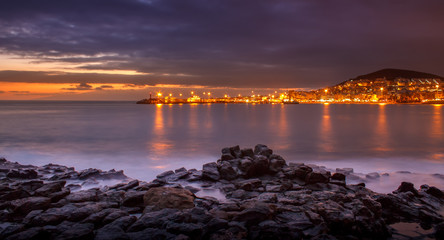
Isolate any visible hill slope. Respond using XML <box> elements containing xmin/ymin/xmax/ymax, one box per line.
<box><xmin>353</xmin><ymin>68</ymin><xmax>443</xmax><ymax>80</ymax></box>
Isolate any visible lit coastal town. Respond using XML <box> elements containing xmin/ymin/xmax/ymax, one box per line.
<box><xmin>138</xmin><ymin>69</ymin><xmax>444</xmax><ymax>105</ymax></box>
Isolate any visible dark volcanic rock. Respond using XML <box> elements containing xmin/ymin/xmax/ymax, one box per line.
<box><xmin>218</xmin><ymin>161</ymin><xmax>237</xmax><ymax>180</ymax></box>
<box><xmin>143</xmin><ymin>187</ymin><xmax>195</xmax><ymax>210</ymax></box>
<box><xmin>246</xmin><ymin>155</ymin><xmax>269</xmax><ymax>177</ymax></box>
<box><xmin>254</xmin><ymin>144</ymin><xmax>273</xmax><ymax>157</ymax></box>
<box><xmin>7</xmin><ymin>169</ymin><xmax>38</xmax><ymax>179</ymax></box>
<box><xmin>10</xmin><ymin>197</ymin><xmax>51</xmax><ymax>216</ymax></box>
<box><xmin>1</xmin><ymin>145</ymin><xmax>444</xmax><ymax>240</ymax></box>
<box><xmin>305</xmin><ymin>171</ymin><xmax>330</xmax><ymax>184</ymax></box>
<box><xmin>202</xmin><ymin>162</ymin><xmax>220</xmax><ymax>181</ymax></box>
<box><xmin>394</xmin><ymin>181</ymin><xmax>419</xmax><ymax>196</ymax></box>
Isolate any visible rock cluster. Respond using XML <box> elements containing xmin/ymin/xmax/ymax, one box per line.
<box><xmin>0</xmin><ymin>146</ymin><xmax>443</xmax><ymax>240</ymax></box>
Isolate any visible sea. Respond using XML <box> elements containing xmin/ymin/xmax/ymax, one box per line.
<box><xmin>1</xmin><ymin>101</ymin><xmax>443</xmax><ymax>193</ymax></box>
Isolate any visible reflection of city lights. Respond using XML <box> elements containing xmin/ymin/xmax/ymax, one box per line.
<box><xmin>324</xmin><ymin>102</ymin><xmax>330</xmax><ymax>105</ymax></box>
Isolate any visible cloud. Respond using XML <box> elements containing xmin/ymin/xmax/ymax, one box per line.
<box><xmin>62</xmin><ymin>83</ymin><xmax>93</xmax><ymax>91</ymax></box>
<box><xmin>95</xmin><ymin>85</ymin><xmax>114</xmax><ymax>90</ymax></box>
<box><xmin>9</xmin><ymin>91</ymin><xmax>30</xmax><ymax>93</ymax></box>
<box><xmin>0</xmin><ymin>90</ymin><xmax>4</xmax><ymax>93</ymax></box>
<box><xmin>1</xmin><ymin>0</ymin><xmax>444</xmax><ymax>88</ymax></box>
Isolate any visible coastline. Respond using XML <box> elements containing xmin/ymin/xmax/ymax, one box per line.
<box><xmin>1</xmin><ymin>145</ymin><xmax>444</xmax><ymax>239</ymax></box>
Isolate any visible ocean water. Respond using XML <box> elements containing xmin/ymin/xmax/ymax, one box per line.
<box><xmin>0</xmin><ymin>101</ymin><xmax>443</xmax><ymax>193</ymax></box>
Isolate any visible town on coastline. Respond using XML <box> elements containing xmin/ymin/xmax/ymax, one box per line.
<box><xmin>137</xmin><ymin>69</ymin><xmax>444</xmax><ymax>105</ymax></box>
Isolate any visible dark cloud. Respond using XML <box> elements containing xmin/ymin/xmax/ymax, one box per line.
<box><xmin>62</xmin><ymin>83</ymin><xmax>93</xmax><ymax>91</ymax></box>
<box><xmin>1</xmin><ymin>0</ymin><xmax>444</xmax><ymax>88</ymax></box>
<box><xmin>95</xmin><ymin>85</ymin><xmax>114</xmax><ymax>90</ymax></box>
<box><xmin>8</xmin><ymin>91</ymin><xmax>30</xmax><ymax>93</ymax></box>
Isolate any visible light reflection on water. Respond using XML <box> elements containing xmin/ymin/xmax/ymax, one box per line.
<box><xmin>0</xmin><ymin>101</ymin><xmax>443</xmax><ymax>192</ymax></box>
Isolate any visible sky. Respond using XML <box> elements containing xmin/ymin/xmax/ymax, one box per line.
<box><xmin>1</xmin><ymin>0</ymin><xmax>444</xmax><ymax>100</ymax></box>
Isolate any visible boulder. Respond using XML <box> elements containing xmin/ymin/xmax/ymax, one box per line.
<box><xmin>239</xmin><ymin>159</ymin><xmax>253</xmax><ymax>172</ymax></box>
<box><xmin>218</xmin><ymin>162</ymin><xmax>237</xmax><ymax>180</ymax></box>
<box><xmin>10</xmin><ymin>197</ymin><xmax>51</xmax><ymax>216</ymax></box>
<box><xmin>269</xmin><ymin>158</ymin><xmax>286</xmax><ymax>173</ymax></box>
<box><xmin>232</xmin><ymin>203</ymin><xmax>273</xmax><ymax>227</ymax></box>
<box><xmin>366</xmin><ymin>172</ymin><xmax>380</xmax><ymax>179</ymax></box>
<box><xmin>426</xmin><ymin>186</ymin><xmax>443</xmax><ymax>199</ymax></box>
<box><xmin>241</xmin><ymin>148</ymin><xmax>254</xmax><ymax>158</ymax></box>
<box><xmin>305</xmin><ymin>171</ymin><xmax>330</xmax><ymax>184</ymax></box>
<box><xmin>293</xmin><ymin>165</ymin><xmax>313</xmax><ymax>179</ymax></box>
<box><xmin>229</xmin><ymin>145</ymin><xmax>242</xmax><ymax>158</ymax></box>
<box><xmin>237</xmin><ymin>179</ymin><xmax>262</xmax><ymax>191</ymax></box>
<box><xmin>220</xmin><ymin>153</ymin><xmax>234</xmax><ymax>161</ymax></box>
<box><xmin>66</xmin><ymin>189</ymin><xmax>99</xmax><ymax>203</ymax></box>
<box><xmin>202</xmin><ymin>162</ymin><xmax>220</xmax><ymax>181</ymax></box>
<box><xmin>143</xmin><ymin>187</ymin><xmax>195</xmax><ymax>210</ymax></box>
<box><xmin>254</xmin><ymin>144</ymin><xmax>273</xmax><ymax>157</ymax></box>
<box><xmin>394</xmin><ymin>182</ymin><xmax>419</xmax><ymax>196</ymax></box>
<box><xmin>246</xmin><ymin>156</ymin><xmax>269</xmax><ymax>177</ymax></box>
<box><xmin>156</xmin><ymin>170</ymin><xmax>174</xmax><ymax>179</ymax></box>
<box><xmin>122</xmin><ymin>191</ymin><xmax>146</xmax><ymax>207</ymax></box>
<box><xmin>35</xmin><ymin>181</ymin><xmax>66</xmax><ymax>196</ymax></box>
<box><xmin>7</xmin><ymin>169</ymin><xmax>38</xmax><ymax>179</ymax></box>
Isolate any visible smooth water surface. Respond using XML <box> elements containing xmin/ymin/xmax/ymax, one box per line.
<box><xmin>1</xmin><ymin>101</ymin><xmax>443</xmax><ymax>192</ymax></box>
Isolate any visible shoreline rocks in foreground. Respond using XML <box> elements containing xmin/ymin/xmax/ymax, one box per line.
<box><xmin>1</xmin><ymin>145</ymin><xmax>444</xmax><ymax>240</ymax></box>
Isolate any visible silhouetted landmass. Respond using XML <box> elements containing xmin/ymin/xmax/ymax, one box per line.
<box><xmin>353</xmin><ymin>68</ymin><xmax>444</xmax><ymax>81</ymax></box>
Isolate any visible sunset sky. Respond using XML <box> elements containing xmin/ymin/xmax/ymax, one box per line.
<box><xmin>1</xmin><ymin>0</ymin><xmax>444</xmax><ymax>100</ymax></box>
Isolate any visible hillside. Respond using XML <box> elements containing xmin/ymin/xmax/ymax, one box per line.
<box><xmin>353</xmin><ymin>68</ymin><xmax>444</xmax><ymax>81</ymax></box>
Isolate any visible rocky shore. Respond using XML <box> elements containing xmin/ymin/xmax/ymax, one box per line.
<box><xmin>1</xmin><ymin>145</ymin><xmax>444</xmax><ymax>239</ymax></box>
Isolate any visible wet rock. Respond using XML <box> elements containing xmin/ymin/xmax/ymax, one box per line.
<box><xmin>269</xmin><ymin>158</ymin><xmax>286</xmax><ymax>173</ymax></box>
<box><xmin>229</xmin><ymin>145</ymin><xmax>242</xmax><ymax>158</ymax></box>
<box><xmin>426</xmin><ymin>186</ymin><xmax>444</xmax><ymax>199</ymax></box>
<box><xmin>220</xmin><ymin>153</ymin><xmax>234</xmax><ymax>161</ymax></box>
<box><xmin>121</xmin><ymin>191</ymin><xmax>145</xmax><ymax>207</ymax></box>
<box><xmin>292</xmin><ymin>165</ymin><xmax>313</xmax><ymax>180</ymax></box>
<box><xmin>143</xmin><ymin>187</ymin><xmax>195</xmax><ymax>210</ymax></box>
<box><xmin>202</xmin><ymin>162</ymin><xmax>220</xmax><ymax>181</ymax></box>
<box><xmin>218</xmin><ymin>162</ymin><xmax>237</xmax><ymax>180</ymax></box>
<box><xmin>241</xmin><ymin>148</ymin><xmax>254</xmax><ymax>158</ymax></box>
<box><xmin>394</xmin><ymin>182</ymin><xmax>419</xmax><ymax>196</ymax></box>
<box><xmin>166</xmin><ymin>222</ymin><xmax>204</xmax><ymax>237</ymax></box>
<box><xmin>239</xmin><ymin>159</ymin><xmax>253</xmax><ymax>172</ymax></box>
<box><xmin>127</xmin><ymin>228</ymin><xmax>175</xmax><ymax>240</ymax></box>
<box><xmin>236</xmin><ymin>179</ymin><xmax>262</xmax><ymax>191</ymax></box>
<box><xmin>48</xmin><ymin>188</ymin><xmax>70</xmax><ymax>203</ymax></box>
<box><xmin>331</xmin><ymin>173</ymin><xmax>345</xmax><ymax>181</ymax></box>
<box><xmin>10</xmin><ymin>197</ymin><xmax>51</xmax><ymax>216</ymax></box>
<box><xmin>4</xmin><ymin>227</ymin><xmax>50</xmax><ymax>240</ymax></box>
<box><xmin>35</xmin><ymin>181</ymin><xmax>66</xmax><ymax>196</ymax></box>
<box><xmin>156</xmin><ymin>170</ymin><xmax>174</xmax><ymax>179</ymax></box>
<box><xmin>306</xmin><ymin>171</ymin><xmax>330</xmax><ymax>184</ymax></box>
<box><xmin>246</xmin><ymin>156</ymin><xmax>269</xmax><ymax>177</ymax></box>
<box><xmin>366</xmin><ymin>172</ymin><xmax>380</xmax><ymax>179</ymax></box>
<box><xmin>232</xmin><ymin>203</ymin><xmax>273</xmax><ymax>227</ymax></box>
<box><xmin>335</xmin><ymin>168</ymin><xmax>353</xmax><ymax>175</ymax></box>
<box><xmin>254</xmin><ymin>144</ymin><xmax>273</xmax><ymax>157</ymax></box>
<box><xmin>0</xmin><ymin>189</ymin><xmax>31</xmax><ymax>201</ymax></box>
<box><xmin>7</xmin><ymin>169</ymin><xmax>38</xmax><ymax>179</ymax></box>
<box><xmin>0</xmin><ymin>222</ymin><xmax>25</xmax><ymax>239</ymax></box>
<box><xmin>57</xmin><ymin>222</ymin><xmax>94</xmax><ymax>240</ymax></box>
<box><xmin>66</xmin><ymin>189</ymin><xmax>99</xmax><ymax>202</ymax></box>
